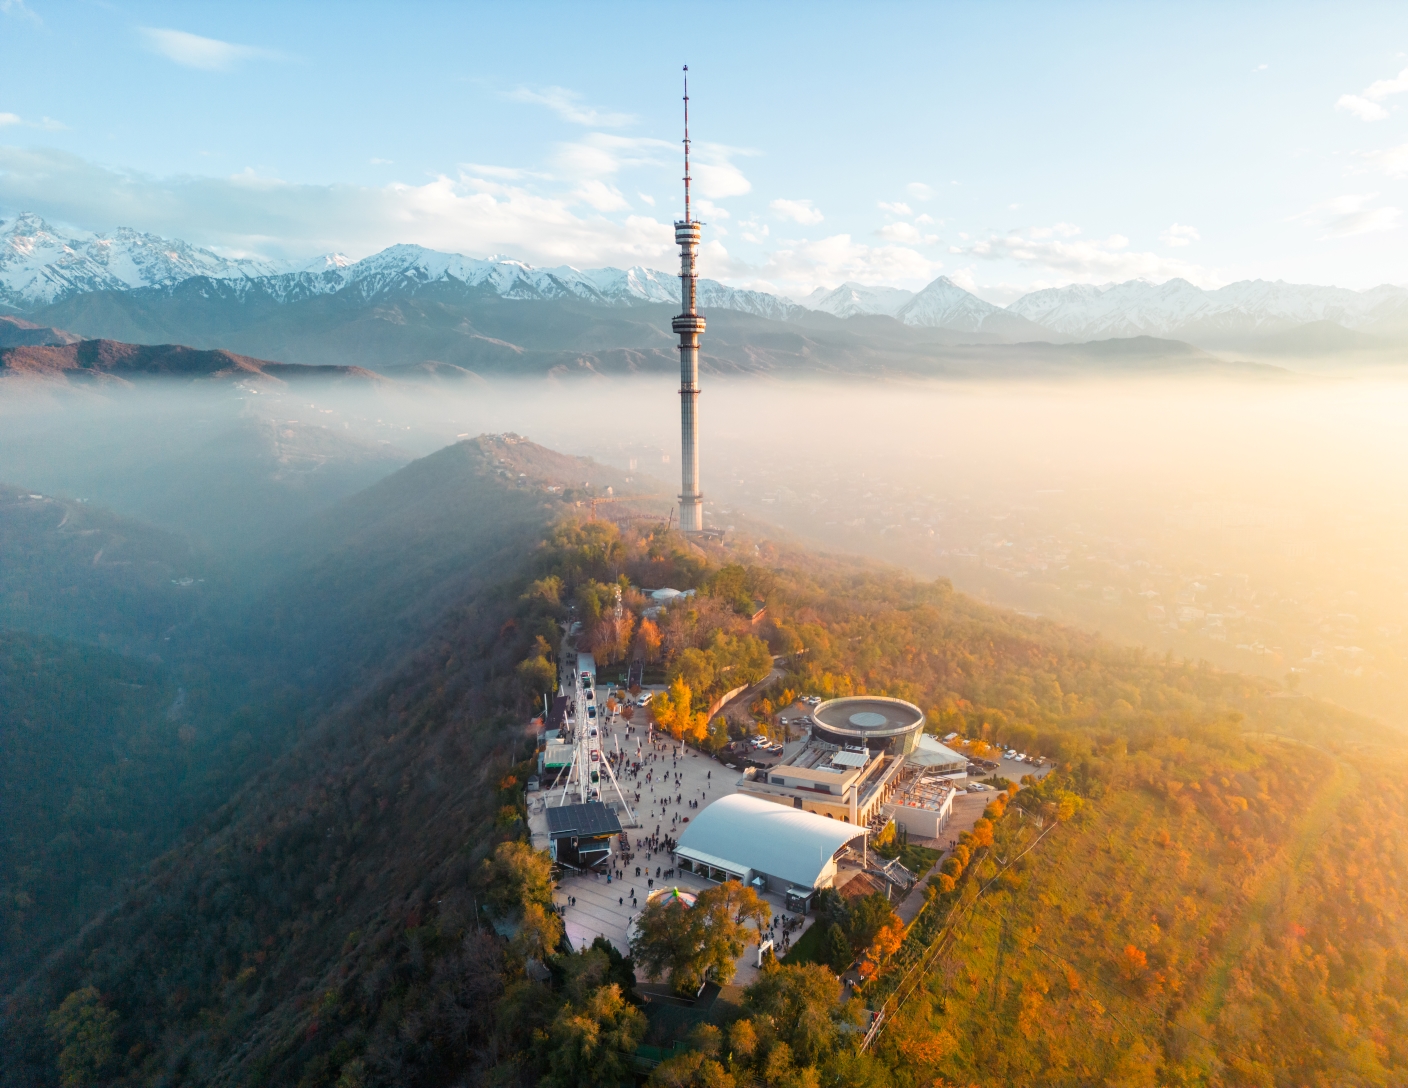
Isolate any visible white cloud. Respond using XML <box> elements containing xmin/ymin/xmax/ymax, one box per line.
<box><xmin>915</xmin><ymin>213</ymin><xmax>935</xmax><ymax>225</ymax></box>
<box><xmin>875</xmin><ymin>221</ymin><xmax>938</xmax><ymax>244</ymax></box>
<box><xmin>878</xmin><ymin>201</ymin><xmax>912</xmax><ymax>215</ymax></box>
<box><xmin>0</xmin><ymin>0</ymin><xmax>41</xmax><ymax>25</ymax></box>
<box><xmin>1358</xmin><ymin>143</ymin><xmax>1408</xmax><ymax>179</ymax></box>
<box><xmin>906</xmin><ymin>182</ymin><xmax>933</xmax><ymax>201</ymax></box>
<box><xmin>1254</xmin><ymin>63</ymin><xmax>1268</xmax><ymax>72</ymax></box>
<box><xmin>770</xmin><ymin>198</ymin><xmax>823</xmax><ymax>225</ymax></box>
<box><xmin>549</xmin><ymin>135</ymin><xmax>751</xmax><ymax>201</ymax></box>
<box><xmin>696</xmin><ymin>199</ymin><xmax>730</xmax><ymax>220</ymax></box>
<box><xmin>0</xmin><ymin>145</ymin><xmax>678</xmax><ymax>268</ymax></box>
<box><xmin>139</xmin><ymin>27</ymin><xmax>282</xmax><ymax>71</ymax></box>
<box><xmin>744</xmin><ymin>233</ymin><xmax>940</xmax><ymax>296</ymax></box>
<box><xmin>0</xmin><ymin>112</ymin><xmax>67</xmax><ymax>130</ymax></box>
<box><xmin>693</xmin><ymin>144</ymin><xmax>753</xmax><ymax>199</ymax></box>
<box><xmin>953</xmin><ymin>223</ymin><xmax>1217</xmax><ymax>285</ymax></box>
<box><xmin>369</xmin><ymin>158</ymin><xmax>392</xmax><ymax>165</ymax></box>
<box><xmin>1336</xmin><ymin>66</ymin><xmax>1408</xmax><ymax>121</ymax></box>
<box><xmin>1364</xmin><ymin>68</ymin><xmax>1408</xmax><ymax>100</ymax></box>
<box><xmin>1009</xmin><ymin>203</ymin><xmax>1022</xmax><ymax>210</ymax></box>
<box><xmin>637</xmin><ymin>192</ymin><xmax>655</xmax><ymax>206</ymax></box>
<box><xmin>1292</xmin><ymin>192</ymin><xmax>1402</xmax><ymax>238</ymax></box>
<box><xmin>1338</xmin><ymin>94</ymin><xmax>1390</xmax><ymax>122</ymax></box>
<box><xmin>460</xmin><ymin>162</ymin><xmax>545</xmax><ymax>181</ymax></box>
<box><xmin>571</xmin><ymin>179</ymin><xmax>630</xmax><ymax>212</ymax></box>
<box><xmin>876</xmin><ymin>221</ymin><xmax>919</xmax><ymax>241</ymax></box>
<box><xmin>948</xmin><ymin>267</ymin><xmax>977</xmax><ymax>292</ymax></box>
<box><xmin>762</xmin><ymin>234</ymin><xmax>941</xmax><ymax>296</ymax></box>
<box><xmin>554</xmin><ymin>133</ymin><xmax>673</xmax><ymax>178</ymax></box>
<box><xmin>1027</xmin><ymin>222</ymin><xmax>1081</xmax><ymax>240</ymax></box>
<box><xmin>1160</xmin><ymin>222</ymin><xmax>1200</xmax><ymax>247</ymax></box>
<box><xmin>506</xmin><ymin>86</ymin><xmax>635</xmax><ymax>128</ymax></box>
<box><xmin>739</xmin><ymin>217</ymin><xmax>770</xmax><ymax>244</ymax></box>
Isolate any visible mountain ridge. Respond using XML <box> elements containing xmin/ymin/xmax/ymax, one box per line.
<box><xmin>0</xmin><ymin>338</ymin><xmax>384</xmax><ymax>388</ymax></box>
<box><xmin>8</xmin><ymin>213</ymin><xmax>1407</xmax><ymax>354</ymax></box>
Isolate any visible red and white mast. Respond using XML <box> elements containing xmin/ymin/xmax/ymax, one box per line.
<box><xmin>672</xmin><ymin>65</ymin><xmax>706</xmax><ymax>534</ymax></box>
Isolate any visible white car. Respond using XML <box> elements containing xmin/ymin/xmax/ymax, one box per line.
<box><xmin>637</xmin><ymin>692</ymin><xmax>652</xmax><ymax>706</ymax></box>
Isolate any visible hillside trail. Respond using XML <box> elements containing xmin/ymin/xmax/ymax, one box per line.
<box><xmin>1191</xmin><ymin>734</ymin><xmax>1359</xmax><ymax>1027</ymax></box>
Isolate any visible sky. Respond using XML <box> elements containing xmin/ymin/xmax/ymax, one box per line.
<box><xmin>1</xmin><ymin>0</ymin><xmax>1407</xmax><ymax>303</ymax></box>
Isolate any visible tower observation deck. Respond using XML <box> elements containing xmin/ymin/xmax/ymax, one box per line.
<box><xmin>673</xmin><ymin>66</ymin><xmax>705</xmax><ymax>534</ymax></box>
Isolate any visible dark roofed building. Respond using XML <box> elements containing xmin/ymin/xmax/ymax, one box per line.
<box><xmin>546</xmin><ymin>695</ymin><xmax>569</xmax><ymax>732</ymax></box>
<box><xmin>545</xmin><ymin>802</ymin><xmax>622</xmax><ymax>867</ymax></box>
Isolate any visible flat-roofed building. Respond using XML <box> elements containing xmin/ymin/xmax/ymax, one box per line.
<box><xmin>735</xmin><ymin>736</ymin><xmax>908</xmax><ymax>826</ymax></box>
<box><xmin>883</xmin><ymin>767</ymin><xmax>957</xmax><ymax>839</ymax></box>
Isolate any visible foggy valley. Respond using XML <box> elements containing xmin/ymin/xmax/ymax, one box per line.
<box><xmin>7</xmin><ymin>372</ymin><xmax>1405</xmax><ymax>727</ymax></box>
<box><xmin>5</xmin><ymin>5</ymin><xmax>1408</xmax><ymax>1086</ymax></box>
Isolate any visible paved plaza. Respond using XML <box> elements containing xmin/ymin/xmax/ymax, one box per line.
<box><xmin>539</xmin><ymin>679</ymin><xmax>1055</xmax><ymax>984</ymax></box>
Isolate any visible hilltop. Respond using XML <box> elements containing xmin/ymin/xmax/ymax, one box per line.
<box><xmin>1</xmin><ymin>434</ymin><xmax>1404</xmax><ymax>1087</ymax></box>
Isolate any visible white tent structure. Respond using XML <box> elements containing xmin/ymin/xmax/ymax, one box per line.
<box><xmin>907</xmin><ymin>735</ymin><xmax>967</xmax><ymax>776</ymax></box>
<box><xmin>674</xmin><ymin>793</ymin><xmax>865</xmax><ymax>892</ymax></box>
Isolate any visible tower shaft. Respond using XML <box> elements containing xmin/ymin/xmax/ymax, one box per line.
<box><xmin>673</xmin><ymin>66</ymin><xmax>705</xmax><ymax>534</ymax></box>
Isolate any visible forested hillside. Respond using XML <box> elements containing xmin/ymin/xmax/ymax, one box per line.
<box><xmin>3</xmin><ymin>480</ymin><xmax>1402</xmax><ymax>1087</ymax></box>
<box><xmin>0</xmin><ymin>438</ymin><xmax>629</xmax><ymax>1040</ymax></box>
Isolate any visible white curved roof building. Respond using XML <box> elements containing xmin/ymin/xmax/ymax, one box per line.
<box><xmin>674</xmin><ymin>793</ymin><xmax>865</xmax><ymax>891</ymax></box>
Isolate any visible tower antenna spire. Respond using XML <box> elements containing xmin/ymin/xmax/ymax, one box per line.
<box><xmin>672</xmin><ymin>66</ymin><xmax>705</xmax><ymax>534</ymax></box>
<box><xmin>683</xmin><ymin>65</ymin><xmax>691</xmax><ymax>225</ymax></box>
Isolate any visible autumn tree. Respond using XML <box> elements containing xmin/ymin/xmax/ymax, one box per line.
<box><xmin>539</xmin><ymin>983</ymin><xmax>646</xmax><ymax>1088</ymax></box>
<box><xmin>482</xmin><ymin>841</ymin><xmax>554</xmax><ymax>918</ymax></box>
<box><xmin>743</xmin><ymin>962</ymin><xmax>854</xmax><ymax>1066</ymax></box>
<box><xmin>516</xmin><ymin>635</ymin><xmax>556</xmax><ymax>704</ymax></box>
<box><xmin>846</xmin><ymin>893</ymin><xmax>900</xmax><ymax>956</ymax></box>
<box><xmin>652</xmin><ymin>677</ymin><xmax>708</xmax><ymax>743</ymax></box>
<box><xmin>671</xmin><ymin>648</ymin><xmax>715</xmax><ymax>696</ymax></box>
<box><xmin>512</xmin><ymin>900</ymin><xmax>564</xmax><ymax>962</ymax></box>
<box><xmin>648</xmin><ymin>1050</ymin><xmax>736</xmax><ymax>1088</ymax></box>
<box><xmin>47</xmin><ymin>987</ymin><xmax>117</xmax><ymax>1088</ymax></box>
<box><xmin>631</xmin><ymin>882</ymin><xmax>771</xmax><ymax>993</ymax></box>
<box><xmin>634</xmin><ymin>616</ymin><xmax>663</xmax><ymax>664</ymax></box>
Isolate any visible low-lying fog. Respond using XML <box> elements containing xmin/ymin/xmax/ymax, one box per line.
<box><xmin>4</xmin><ymin>373</ymin><xmax>1406</xmax><ymax>730</ymax></box>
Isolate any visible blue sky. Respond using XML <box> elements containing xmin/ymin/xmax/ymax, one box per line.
<box><xmin>2</xmin><ymin>0</ymin><xmax>1407</xmax><ymax>301</ymax></box>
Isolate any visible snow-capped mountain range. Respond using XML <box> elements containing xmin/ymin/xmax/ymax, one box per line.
<box><xmin>1005</xmin><ymin>278</ymin><xmax>1408</xmax><ymax>340</ymax></box>
<box><xmin>5</xmin><ymin>213</ymin><xmax>1408</xmax><ymax>344</ymax></box>
<box><xmin>0</xmin><ymin>214</ymin><xmax>804</xmax><ymax>321</ymax></box>
<box><xmin>805</xmin><ymin>281</ymin><xmax>913</xmax><ymax>318</ymax></box>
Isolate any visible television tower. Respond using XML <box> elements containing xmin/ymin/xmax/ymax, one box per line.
<box><xmin>672</xmin><ymin>66</ymin><xmax>705</xmax><ymax>533</ymax></box>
